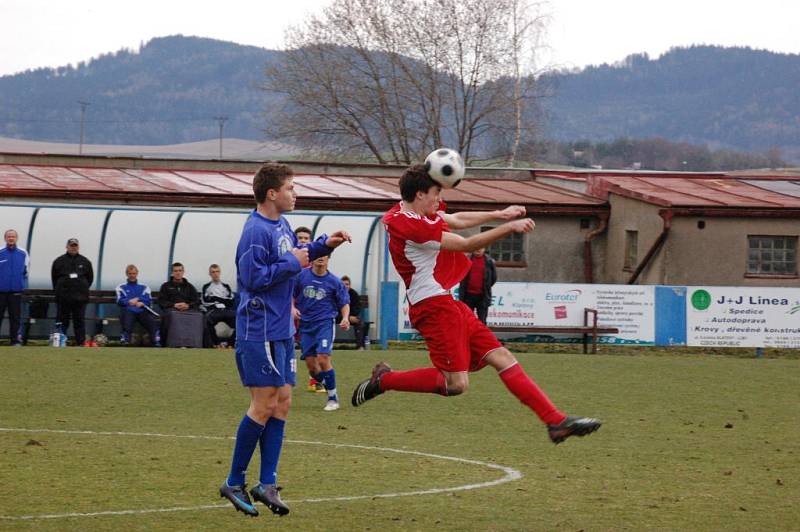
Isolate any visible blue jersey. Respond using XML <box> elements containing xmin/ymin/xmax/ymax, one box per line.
<box><xmin>293</xmin><ymin>269</ymin><xmax>350</xmax><ymax>326</ymax></box>
<box><xmin>0</xmin><ymin>245</ymin><xmax>29</xmax><ymax>293</ymax></box>
<box><xmin>115</xmin><ymin>281</ymin><xmax>153</xmax><ymax>314</ymax></box>
<box><xmin>235</xmin><ymin>209</ymin><xmax>332</xmax><ymax>341</ymax></box>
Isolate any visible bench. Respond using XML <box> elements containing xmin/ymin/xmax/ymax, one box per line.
<box><xmin>335</xmin><ymin>294</ymin><xmax>372</xmax><ymax>347</ymax></box>
<box><xmin>490</xmin><ymin>308</ymin><xmax>619</xmax><ymax>354</ymax></box>
<box><xmin>21</xmin><ymin>288</ymin><xmax>159</xmax><ymax>344</ymax></box>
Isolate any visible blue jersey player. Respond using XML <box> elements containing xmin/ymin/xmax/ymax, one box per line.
<box><xmin>293</xmin><ymin>255</ymin><xmax>351</xmax><ymax>411</ymax></box>
<box><xmin>219</xmin><ymin>163</ymin><xmax>351</xmax><ymax>517</ymax></box>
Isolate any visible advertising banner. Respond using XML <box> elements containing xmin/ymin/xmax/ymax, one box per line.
<box><xmin>686</xmin><ymin>286</ymin><xmax>800</xmax><ymax>348</ymax></box>
<box><xmin>398</xmin><ymin>282</ymin><xmax>655</xmax><ymax>344</ymax></box>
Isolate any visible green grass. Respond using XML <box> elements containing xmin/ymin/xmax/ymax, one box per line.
<box><xmin>0</xmin><ymin>346</ymin><xmax>799</xmax><ymax>531</ymax></box>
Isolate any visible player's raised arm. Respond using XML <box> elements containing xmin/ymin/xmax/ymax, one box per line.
<box><xmin>440</xmin><ymin>217</ymin><xmax>534</xmax><ymax>252</ymax></box>
<box><xmin>440</xmin><ymin>205</ymin><xmax>527</xmax><ymax>230</ymax></box>
<box><xmin>238</xmin><ymin>241</ymin><xmax>304</xmax><ymax>292</ymax></box>
<box><xmin>324</xmin><ymin>230</ymin><xmax>352</xmax><ymax>249</ymax></box>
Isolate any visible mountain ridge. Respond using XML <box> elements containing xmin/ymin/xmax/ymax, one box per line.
<box><xmin>1</xmin><ymin>36</ymin><xmax>798</xmax><ymax>162</ymax></box>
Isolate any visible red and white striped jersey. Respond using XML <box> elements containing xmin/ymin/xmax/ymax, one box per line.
<box><xmin>383</xmin><ymin>201</ymin><xmax>470</xmax><ymax>305</ymax></box>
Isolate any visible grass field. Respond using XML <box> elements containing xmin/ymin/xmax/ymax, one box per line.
<box><xmin>1</xmin><ymin>346</ymin><xmax>798</xmax><ymax>531</ymax></box>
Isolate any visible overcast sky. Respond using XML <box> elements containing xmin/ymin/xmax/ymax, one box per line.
<box><xmin>1</xmin><ymin>0</ymin><xmax>798</xmax><ymax>77</ymax></box>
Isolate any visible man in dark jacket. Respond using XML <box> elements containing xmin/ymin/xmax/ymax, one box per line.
<box><xmin>51</xmin><ymin>237</ymin><xmax>94</xmax><ymax>346</ymax></box>
<box><xmin>458</xmin><ymin>247</ymin><xmax>497</xmax><ymax>324</ymax></box>
<box><xmin>340</xmin><ymin>275</ymin><xmax>366</xmax><ymax>350</ymax></box>
<box><xmin>0</xmin><ymin>229</ymin><xmax>29</xmax><ymax>345</ymax></box>
<box><xmin>158</xmin><ymin>262</ymin><xmax>199</xmax><ymax>346</ymax></box>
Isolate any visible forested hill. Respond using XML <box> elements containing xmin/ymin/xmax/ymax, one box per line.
<box><xmin>539</xmin><ymin>46</ymin><xmax>800</xmax><ymax>161</ymax></box>
<box><xmin>1</xmin><ymin>37</ymin><xmax>799</xmax><ymax>162</ymax></box>
<box><xmin>0</xmin><ymin>36</ymin><xmax>281</xmax><ymax>145</ymax></box>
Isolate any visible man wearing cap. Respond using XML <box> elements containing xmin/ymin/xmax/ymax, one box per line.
<box><xmin>51</xmin><ymin>238</ymin><xmax>94</xmax><ymax>346</ymax></box>
<box><xmin>0</xmin><ymin>229</ymin><xmax>29</xmax><ymax>346</ymax></box>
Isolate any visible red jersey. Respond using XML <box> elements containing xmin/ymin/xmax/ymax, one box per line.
<box><xmin>383</xmin><ymin>201</ymin><xmax>471</xmax><ymax>305</ymax></box>
<box><xmin>465</xmin><ymin>255</ymin><xmax>486</xmax><ymax>295</ymax></box>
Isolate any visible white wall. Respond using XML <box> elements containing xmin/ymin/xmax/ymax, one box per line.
<box><xmin>4</xmin><ymin>204</ymin><xmax>386</xmax><ymax>331</ymax></box>
<box><xmin>172</xmin><ymin>211</ymin><xmax>249</xmax><ymax>289</ymax></box>
<box><xmin>101</xmin><ymin>210</ymin><xmax>181</xmax><ymax>290</ymax></box>
<box><xmin>28</xmin><ymin>207</ymin><xmax>108</xmax><ymax>288</ymax></box>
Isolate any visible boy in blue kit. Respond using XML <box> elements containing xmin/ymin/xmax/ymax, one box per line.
<box><xmin>293</xmin><ymin>255</ymin><xmax>351</xmax><ymax>411</ymax></box>
<box><xmin>115</xmin><ymin>264</ymin><xmax>160</xmax><ymax>347</ymax></box>
<box><xmin>219</xmin><ymin>162</ymin><xmax>351</xmax><ymax>518</ymax></box>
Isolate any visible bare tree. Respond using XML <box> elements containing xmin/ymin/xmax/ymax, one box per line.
<box><xmin>265</xmin><ymin>0</ymin><xmax>548</xmax><ymax>164</ymax></box>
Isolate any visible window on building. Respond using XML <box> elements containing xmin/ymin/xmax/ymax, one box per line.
<box><xmin>624</xmin><ymin>230</ymin><xmax>638</xmax><ymax>271</ymax></box>
<box><xmin>483</xmin><ymin>226</ymin><xmax>526</xmax><ymax>265</ymax></box>
<box><xmin>747</xmin><ymin>235</ymin><xmax>797</xmax><ymax>275</ymax></box>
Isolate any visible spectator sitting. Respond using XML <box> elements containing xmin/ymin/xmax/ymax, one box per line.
<box><xmin>340</xmin><ymin>275</ymin><xmax>366</xmax><ymax>350</ymax></box>
<box><xmin>116</xmin><ymin>264</ymin><xmax>160</xmax><ymax>347</ymax></box>
<box><xmin>157</xmin><ymin>262</ymin><xmax>200</xmax><ymax>346</ymax></box>
<box><xmin>201</xmin><ymin>263</ymin><xmax>236</xmax><ymax>348</ymax></box>
<box><xmin>51</xmin><ymin>237</ymin><xmax>94</xmax><ymax>346</ymax></box>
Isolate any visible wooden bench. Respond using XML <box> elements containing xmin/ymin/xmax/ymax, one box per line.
<box><xmin>21</xmin><ymin>288</ymin><xmax>160</xmax><ymax>343</ymax></box>
<box><xmin>490</xmin><ymin>308</ymin><xmax>619</xmax><ymax>354</ymax></box>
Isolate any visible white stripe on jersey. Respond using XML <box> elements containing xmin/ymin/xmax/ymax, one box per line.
<box><xmin>404</xmin><ymin>239</ymin><xmax>449</xmax><ymax>305</ymax></box>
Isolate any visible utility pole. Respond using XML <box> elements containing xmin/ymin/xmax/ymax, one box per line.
<box><xmin>77</xmin><ymin>101</ymin><xmax>90</xmax><ymax>155</ymax></box>
<box><xmin>214</xmin><ymin>116</ymin><xmax>228</xmax><ymax>159</ymax></box>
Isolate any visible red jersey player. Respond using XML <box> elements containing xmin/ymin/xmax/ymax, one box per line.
<box><xmin>351</xmin><ymin>164</ymin><xmax>601</xmax><ymax>444</ymax></box>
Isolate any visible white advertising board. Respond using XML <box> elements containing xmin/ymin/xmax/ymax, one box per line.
<box><xmin>399</xmin><ymin>282</ymin><xmax>655</xmax><ymax>344</ymax></box>
<box><xmin>686</xmin><ymin>286</ymin><xmax>800</xmax><ymax>348</ymax></box>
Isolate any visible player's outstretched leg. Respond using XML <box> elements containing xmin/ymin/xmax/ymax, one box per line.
<box><xmin>491</xmin><ymin>352</ymin><xmax>602</xmax><ymax>444</ymax></box>
<box><xmin>250</xmin><ymin>484</ymin><xmax>290</xmax><ymax>516</ymax></box>
<box><xmin>219</xmin><ymin>483</ymin><xmax>259</xmax><ymax>517</ymax></box>
<box><xmin>547</xmin><ymin>415</ymin><xmax>602</xmax><ymax>444</ymax></box>
<box><xmin>351</xmin><ymin>362</ymin><xmax>392</xmax><ymax>406</ymax></box>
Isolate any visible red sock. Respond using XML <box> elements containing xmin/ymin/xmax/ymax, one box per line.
<box><xmin>498</xmin><ymin>363</ymin><xmax>565</xmax><ymax>426</ymax></box>
<box><xmin>380</xmin><ymin>368</ymin><xmax>447</xmax><ymax>396</ymax></box>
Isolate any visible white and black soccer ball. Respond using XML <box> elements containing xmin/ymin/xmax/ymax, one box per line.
<box><xmin>424</xmin><ymin>148</ymin><xmax>465</xmax><ymax>189</ymax></box>
<box><xmin>93</xmin><ymin>333</ymin><xmax>108</xmax><ymax>347</ymax></box>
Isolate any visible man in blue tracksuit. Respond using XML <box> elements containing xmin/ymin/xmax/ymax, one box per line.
<box><xmin>219</xmin><ymin>162</ymin><xmax>351</xmax><ymax>517</ymax></box>
<box><xmin>116</xmin><ymin>264</ymin><xmax>160</xmax><ymax>347</ymax></box>
<box><xmin>0</xmin><ymin>229</ymin><xmax>29</xmax><ymax>346</ymax></box>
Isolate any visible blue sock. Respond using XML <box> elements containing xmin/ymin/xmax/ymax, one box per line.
<box><xmin>226</xmin><ymin>415</ymin><xmax>265</xmax><ymax>487</ymax></box>
<box><xmin>322</xmin><ymin>369</ymin><xmax>337</xmax><ymax>399</ymax></box>
<box><xmin>259</xmin><ymin>417</ymin><xmax>286</xmax><ymax>486</ymax></box>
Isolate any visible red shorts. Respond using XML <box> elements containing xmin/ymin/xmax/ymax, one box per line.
<box><xmin>409</xmin><ymin>295</ymin><xmax>502</xmax><ymax>373</ymax></box>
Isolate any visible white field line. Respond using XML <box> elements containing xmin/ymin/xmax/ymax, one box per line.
<box><xmin>0</xmin><ymin>427</ymin><xmax>522</xmax><ymax>521</ymax></box>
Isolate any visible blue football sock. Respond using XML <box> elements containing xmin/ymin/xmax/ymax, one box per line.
<box><xmin>226</xmin><ymin>415</ymin><xmax>265</xmax><ymax>487</ymax></box>
<box><xmin>259</xmin><ymin>417</ymin><xmax>286</xmax><ymax>486</ymax></box>
<box><xmin>322</xmin><ymin>369</ymin><xmax>337</xmax><ymax>399</ymax></box>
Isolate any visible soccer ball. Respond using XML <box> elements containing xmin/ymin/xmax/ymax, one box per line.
<box><xmin>424</xmin><ymin>148</ymin><xmax>465</xmax><ymax>189</ymax></box>
<box><xmin>93</xmin><ymin>333</ymin><xmax>108</xmax><ymax>347</ymax></box>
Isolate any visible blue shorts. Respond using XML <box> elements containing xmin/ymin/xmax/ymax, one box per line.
<box><xmin>299</xmin><ymin>319</ymin><xmax>336</xmax><ymax>359</ymax></box>
<box><xmin>235</xmin><ymin>338</ymin><xmax>297</xmax><ymax>387</ymax></box>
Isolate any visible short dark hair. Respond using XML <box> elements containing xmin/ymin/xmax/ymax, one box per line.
<box><xmin>209</xmin><ymin>263</ymin><xmax>220</xmax><ymax>272</ymax></box>
<box><xmin>253</xmin><ymin>162</ymin><xmax>294</xmax><ymax>204</ymax></box>
<box><xmin>171</xmin><ymin>262</ymin><xmax>184</xmax><ymax>270</ymax></box>
<box><xmin>399</xmin><ymin>164</ymin><xmax>439</xmax><ymax>202</ymax></box>
<box><xmin>341</xmin><ymin>275</ymin><xmax>351</xmax><ymax>283</ymax></box>
<box><xmin>294</xmin><ymin>226</ymin><xmax>312</xmax><ymax>237</ymax></box>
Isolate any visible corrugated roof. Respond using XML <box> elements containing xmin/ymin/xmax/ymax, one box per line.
<box><xmin>0</xmin><ymin>161</ymin><xmax>606</xmax><ymax>214</ymax></box>
<box><xmin>532</xmin><ymin>169</ymin><xmax>800</xmax><ymax>209</ymax></box>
